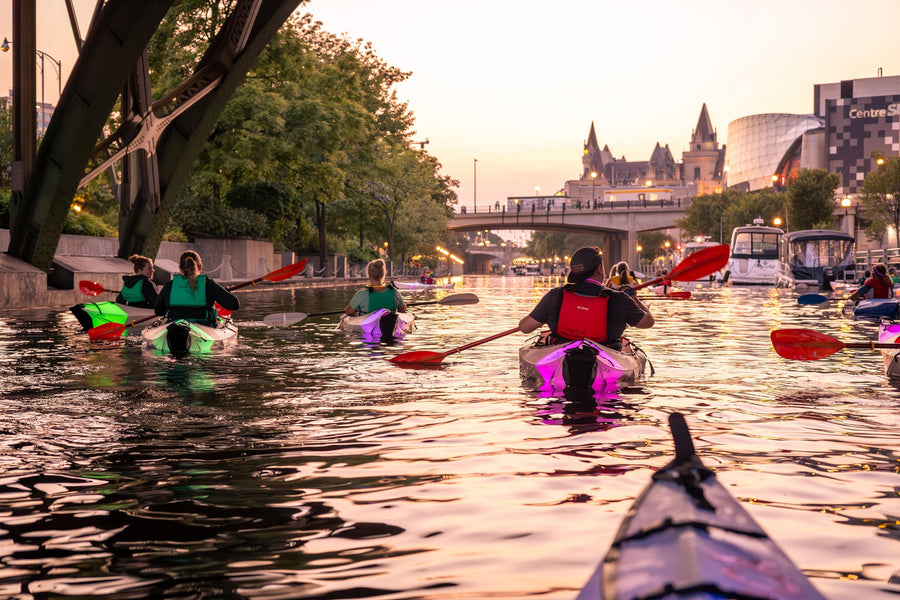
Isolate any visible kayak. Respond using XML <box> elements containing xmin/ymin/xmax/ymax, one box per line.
<box><xmin>141</xmin><ymin>317</ymin><xmax>239</xmax><ymax>356</ymax></box>
<box><xmin>852</xmin><ymin>297</ymin><xmax>899</xmax><ymax>321</ymax></box>
<box><xmin>519</xmin><ymin>337</ymin><xmax>647</xmax><ymax>390</ymax></box>
<box><xmin>70</xmin><ymin>301</ymin><xmax>154</xmax><ymax>332</ymax></box>
<box><xmin>337</xmin><ymin>308</ymin><xmax>415</xmax><ymax>340</ymax></box>
<box><xmin>878</xmin><ymin>320</ymin><xmax>900</xmax><ymax>379</ymax></box>
<box><xmin>396</xmin><ymin>281</ymin><xmax>455</xmax><ymax>291</ymax></box>
<box><xmin>575</xmin><ymin>412</ymin><xmax>827</xmax><ymax>600</ymax></box>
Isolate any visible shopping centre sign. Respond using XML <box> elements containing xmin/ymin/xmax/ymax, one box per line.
<box><xmin>849</xmin><ymin>103</ymin><xmax>900</xmax><ymax>119</ymax></box>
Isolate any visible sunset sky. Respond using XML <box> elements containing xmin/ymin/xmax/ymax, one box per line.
<box><xmin>4</xmin><ymin>1</ymin><xmax>900</xmax><ymax>224</ymax></box>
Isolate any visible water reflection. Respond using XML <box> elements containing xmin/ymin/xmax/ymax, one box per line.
<box><xmin>0</xmin><ymin>278</ymin><xmax>898</xmax><ymax>598</ymax></box>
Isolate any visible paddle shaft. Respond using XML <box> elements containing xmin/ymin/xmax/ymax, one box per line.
<box><xmin>448</xmin><ymin>327</ymin><xmax>520</xmax><ymax>356</ymax></box>
<box><xmin>305</xmin><ymin>295</ymin><xmax>470</xmax><ymax>319</ymax></box>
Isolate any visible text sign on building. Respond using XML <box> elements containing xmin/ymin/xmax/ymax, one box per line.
<box><xmin>827</xmin><ymin>94</ymin><xmax>900</xmax><ymax>194</ymax></box>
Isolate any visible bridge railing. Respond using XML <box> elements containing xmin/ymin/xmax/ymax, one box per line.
<box><xmin>459</xmin><ymin>196</ymin><xmax>693</xmax><ymax>215</ymax></box>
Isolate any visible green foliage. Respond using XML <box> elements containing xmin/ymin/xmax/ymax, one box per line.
<box><xmin>637</xmin><ymin>231</ymin><xmax>677</xmax><ymax>262</ymax></box>
<box><xmin>0</xmin><ymin>191</ymin><xmax>9</xmax><ymax>227</ymax></box>
<box><xmin>0</xmin><ymin>100</ymin><xmax>11</xmax><ymax>190</ymax></box>
<box><xmin>722</xmin><ymin>189</ymin><xmax>786</xmax><ymax>236</ymax></box>
<box><xmin>677</xmin><ymin>190</ymin><xmax>741</xmax><ymax>241</ymax></box>
<box><xmin>861</xmin><ymin>156</ymin><xmax>900</xmax><ymax>246</ymax></box>
<box><xmin>170</xmin><ymin>194</ymin><xmax>268</xmax><ymax>240</ymax></box>
<box><xmin>63</xmin><ymin>209</ymin><xmax>115</xmax><ymax>237</ymax></box>
<box><xmin>345</xmin><ymin>242</ymin><xmax>377</xmax><ymax>263</ymax></box>
<box><xmin>785</xmin><ymin>169</ymin><xmax>840</xmax><ymax>231</ymax></box>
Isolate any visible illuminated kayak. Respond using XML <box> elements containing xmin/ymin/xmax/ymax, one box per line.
<box><xmin>396</xmin><ymin>281</ymin><xmax>455</xmax><ymax>290</ymax></box>
<box><xmin>575</xmin><ymin>412</ymin><xmax>827</xmax><ymax>600</ymax></box>
<box><xmin>518</xmin><ymin>337</ymin><xmax>647</xmax><ymax>390</ymax></box>
<box><xmin>141</xmin><ymin>317</ymin><xmax>238</xmax><ymax>356</ymax></box>
<box><xmin>337</xmin><ymin>308</ymin><xmax>415</xmax><ymax>340</ymax></box>
<box><xmin>70</xmin><ymin>301</ymin><xmax>154</xmax><ymax>332</ymax></box>
<box><xmin>878</xmin><ymin>320</ymin><xmax>900</xmax><ymax>379</ymax></box>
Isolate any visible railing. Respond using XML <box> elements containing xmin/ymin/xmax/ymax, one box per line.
<box><xmin>457</xmin><ymin>196</ymin><xmax>693</xmax><ymax>215</ymax></box>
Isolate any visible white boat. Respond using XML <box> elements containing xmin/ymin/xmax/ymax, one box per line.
<box><xmin>878</xmin><ymin>321</ymin><xmax>900</xmax><ymax>379</ymax></box>
<box><xmin>776</xmin><ymin>229</ymin><xmax>855</xmax><ymax>289</ymax></box>
<box><xmin>141</xmin><ymin>317</ymin><xmax>239</xmax><ymax>356</ymax></box>
<box><xmin>395</xmin><ymin>281</ymin><xmax>455</xmax><ymax>290</ymax></box>
<box><xmin>518</xmin><ymin>337</ymin><xmax>648</xmax><ymax>391</ymax></box>
<box><xmin>725</xmin><ymin>219</ymin><xmax>783</xmax><ymax>285</ymax></box>
<box><xmin>673</xmin><ymin>240</ymin><xmax>724</xmax><ymax>290</ymax></box>
<box><xmin>338</xmin><ymin>309</ymin><xmax>415</xmax><ymax>340</ymax></box>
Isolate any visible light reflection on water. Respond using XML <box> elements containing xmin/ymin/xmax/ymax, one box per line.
<box><xmin>1</xmin><ymin>276</ymin><xmax>899</xmax><ymax>599</ymax></box>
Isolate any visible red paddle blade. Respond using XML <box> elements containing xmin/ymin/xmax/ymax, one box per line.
<box><xmin>389</xmin><ymin>350</ymin><xmax>448</xmax><ymax>364</ymax></box>
<box><xmin>668</xmin><ymin>244</ymin><xmax>730</xmax><ymax>282</ymax></box>
<box><xmin>79</xmin><ymin>280</ymin><xmax>106</xmax><ymax>296</ymax></box>
<box><xmin>88</xmin><ymin>321</ymin><xmax>127</xmax><ymax>341</ymax></box>
<box><xmin>770</xmin><ymin>329</ymin><xmax>844</xmax><ymax>360</ymax></box>
<box><xmin>666</xmin><ymin>291</ymin><xmax>692</xmax><ymax>300</ymax></box>
<box><xmin>264</xmin><ymin>259</ymin><xmax>308</xmax><ymax>282</ymax></box>
<box><xmin>215</xmin><ymin>302</ymin><xmax>232</xmax><ymax>317</ymax></box>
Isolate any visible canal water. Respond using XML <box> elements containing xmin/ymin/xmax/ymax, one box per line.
<box><xmin>0</xmin><ymin>276</ymin><xmax>898</xmax><ymax>599</ymax></box>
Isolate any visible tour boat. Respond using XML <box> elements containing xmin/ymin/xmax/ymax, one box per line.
<box><xmin>725</xmin><ymin>219</ymin><xmax>783</xmax><ymax>285</ymax></box>
<box><xmin>776</xmin><ymin>229</ymin><xmax>855</xmax><ymax>289</ymax></box>
<box><xmin>518</xmin><ymin>337</ymin><xmax>647</xmax><ymax>391</ymax></box>
<box><xmin>575</xmin><ymin>412</ymin><xmax>827</xmax><ymax>600</ymax></box>
<box><xmin>338</xmin><ymin>308</ymin><xmax>415</xmax><ymax>340</ymax></box>
<box><xmin>141</xmin><ymin>317</ymin><xmax>239</xmax><ymax>356</ymax></box>
<box><xmin>878</xmin><ymin>321</ymin><xmax>900</xmax><ymax>379</ymax></box>
<box><xmin>71</xmin><ymin>301</ymin><xmax>154</xmax><ymax>332</ymax></box>
<box><xmin>395</xmin><ymin>280</ymin><xmax>455</xmax><ymax>291</ymax></box>
<box><xmin>673</xmin><ymin>239</ymin><xmax>725</xmax><ymax>290</ymax></box>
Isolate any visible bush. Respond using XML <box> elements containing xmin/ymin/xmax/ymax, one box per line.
<box><xmin>63</xmin><ymin>209</ymin><xmax>115</xmax><ymax>237</ymax></box>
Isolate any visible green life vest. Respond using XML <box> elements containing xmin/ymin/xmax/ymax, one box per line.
<box><xmin>120</xmin><ymin>279</ymin><xmax>145</xmax><ymax>304</ymax></box>
<box><xmin>168</xmin><ymin>274</ymin><xmax>215</xmax><ymax>323</ymax></box>
<box><xmin>366</xmin><ymin>287</ymin><xmax>398</xmax><ymax>312</ymax></box>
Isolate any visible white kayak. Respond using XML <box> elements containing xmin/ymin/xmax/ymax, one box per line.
<box><xmin>519</xmin><ymin>337</ymin><xmax>648</xmax><ymax>391</ymax></box>
<box><xmin>141</xmin><ymin>317</ymin><xmax>239</xmax><ymax>356</ymax></box>
<box><xmin>396</xmin><ymin>281</ymin><xmax>455</xmax><ymax>291</ymax></box>
<box><xmin>337</xmin><ymin>308</ymin><xmax>415</xmax><ymax>340</ymax></box>
<box><xmin>878</xmin><ymin>320</ymin><xmax>900</xmax><ymax>379</ymax></box>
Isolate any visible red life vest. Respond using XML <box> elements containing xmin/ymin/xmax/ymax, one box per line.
<box><xmin>557</xmin><ymin>290</ymin><xmax>608</xmax><ymax>342</ymax></box>
<box><xmin>863</xmin><ymin>276</ymin><xmax>893</xmax><ymax>299</ymax></box>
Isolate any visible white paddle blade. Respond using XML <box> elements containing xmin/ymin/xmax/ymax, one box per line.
<box><xmin>263</xmin><ymin>312</ymin><xmax>308</xmax><ymax>327</ymax></box>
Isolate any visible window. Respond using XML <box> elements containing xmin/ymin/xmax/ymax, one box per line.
<box><xmin>693</xmin><ymin>167</ymin><xmax>701</xmax><ymax>180</ymax></box>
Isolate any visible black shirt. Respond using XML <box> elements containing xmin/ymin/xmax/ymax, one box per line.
<box><xmin>528</xmin><ymin>280</ymin><xmax>647</xmax><ymax>342</ymax></box>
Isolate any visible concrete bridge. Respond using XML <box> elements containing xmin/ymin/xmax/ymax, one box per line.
<box><xmin>450</xmin><ymin>197</ymin><xmax>693</xmax><ymax>268</ymax></box>
<box><xmin>465</xmin><ymin>246</ymin><xmax>526</xmax><ymax>274</ymax></box>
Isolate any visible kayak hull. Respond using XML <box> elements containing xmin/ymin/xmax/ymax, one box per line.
<box><xmin>576</xmin><ymin>413</ymin><xmax>827</xmax><ymax>600</ymax></box>
<box><xmin>71</xmin><ymin>301</ymin><xmax>154</xmax><ymax>332</ymax></box>
<box><xmin>141</xmin><ymin>317</ymin><xmax>238</xmax><ymax>356</ymax></box>
<box><xmin>338</xmin><ymin>309</ymin><xmax>415</xmax><ymax>340</ymax></box>
<box><xmin>397</xmin><ymin>281</ymin><xmax>454</xmax><ymax>291</ymax></box>
<box><xmin>519</xmin><ymin>337</ymin><xmax>647</xmax><ymax>391</ymax></box>
<box><xmin>852</xmin><ymin>297</ymin><xmax>899</xmax><ymax>321</ymax></box>
<box><xmin>878</xmin><ymin>321</ymin><xmax>900</xmax><ymax>379</ymax></box>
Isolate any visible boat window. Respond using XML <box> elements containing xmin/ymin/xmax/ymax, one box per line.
<box><xmin>789</xmin><ymin>238</ymin><xmax>854</xmax><ymax>267</ymax></box>
<box><xmin>732</xmin><ymin>232</ymin><xmax>779</xmax><ymax>258</ymax></box>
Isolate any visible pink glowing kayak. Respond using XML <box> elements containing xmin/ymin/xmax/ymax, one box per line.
<box><xmin>878</xmin><ymin>320</ymin><xmax>900</xmax><ymax>379</ymax></box>
<box><xmin>518</xmin><ymin>337</ymin><xmax>648</xmax><ymax>390</ymax></box>
<box><xmin>337</xmin><ymin>308</ymin><xmax>415</xmax><ymax>340</ymax></box>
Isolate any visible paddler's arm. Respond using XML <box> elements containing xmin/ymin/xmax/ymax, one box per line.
<box><xmin>622</xmin><ymin>285</ymin><xmax>654</xmax><ymax>329</ymax></box>
<box><xmin>518</xmin><ymin>315</ymin><xmax>543</xmax><ymax>333</ymax></box>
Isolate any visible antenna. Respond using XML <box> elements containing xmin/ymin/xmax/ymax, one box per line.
<box><xmin>411</xmin><ymin>138</ymin><xmax>430</xmax><ymax>150</ymax></box>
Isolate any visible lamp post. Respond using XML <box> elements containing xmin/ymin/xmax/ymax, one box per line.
<box><xmin>841</xmin><ymin>197</ymin><xmax>853</xmax><ymax>238</ymax></box>
<box><xmin>636</xmin><ymin>245</ymin><xmax>642</xmax><ymax>272</ymax></box>
<box><xmin>473</xmin><ymin>158</ymin><xmax>477</xmax><ymax>214</ymax></box>
<box><xmin>590</xmin><ymin>170</ymin><xmax>597</xmax><ymax>208</ymax></box>
<box><xmin>2</xmin><ymin>37</ymin><xmax>61</xmax><ymax>135</ymax></box>
<box><xmin>664</xmin><ymin>240</ymin><xmax>671</xmax><ymax>270</ymax></box>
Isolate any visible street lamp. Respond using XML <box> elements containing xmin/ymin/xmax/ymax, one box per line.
<box><xmin>590</xmin><ymin>170</ymin><xmax>597</xmax><ymax>207</ymax></box>
<box><xmin>841</xmin><ymin>197</ymin><xmax>853</xmax><ymax>237</ymax></box>
<box><xmin>2</xmin><ymin>37</ymin><xmax>62</xmax><ymax>132</ymax></box>
<box><xmin>473</xmin><ymin>158</ymin><xmax>477</xmax><ymax>214</ymax></box>
<box><xmin>636</xmin><ymin>245</ymin><xmax>642</xmax><ymax>271</ymax></box>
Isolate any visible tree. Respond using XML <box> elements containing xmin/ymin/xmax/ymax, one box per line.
<box><xmin>861</xmin><ymin>156</ymin><xmax>900</xmax><ymax>247</ymax></box>
<box><xmin>722</xmin><ymin>189</ymin><xmax>786</xmax><ymax>235</ymax></box>
<box><xmin>785</xmin><ymin>169</ymin><xmax>840</xmax><ymax>230</ymax></box>
<box><xmin>677</xmin><ymin>190</ymin><xmax>741</xmax><ymax>242</ymax></box>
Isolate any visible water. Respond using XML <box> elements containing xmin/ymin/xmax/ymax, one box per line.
<box><xmin>1</xmin><ymin>276</ymin><xmax>898</xmax><ymax>599</ymax></box>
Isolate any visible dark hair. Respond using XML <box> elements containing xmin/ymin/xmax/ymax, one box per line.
<box><xmin>128</xmin><ymin>254</ymin><xmax>153</xmax><ymax>274</ymax></box>
<box><xmin>179</xmin><ymin>251</ymin><xmax>203</xmax><ymax>291</ymax></box>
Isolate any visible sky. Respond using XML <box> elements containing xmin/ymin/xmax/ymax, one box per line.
<box><xmin>4</xmin><ymin>1</ymin><xmax>900</xmax><ymax>224</ymax></box>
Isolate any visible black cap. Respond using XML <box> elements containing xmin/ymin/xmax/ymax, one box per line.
<box><xmin>568</xmin><ymin>247</ymin><xmax>603</xmax><ymax>282</ymax></box>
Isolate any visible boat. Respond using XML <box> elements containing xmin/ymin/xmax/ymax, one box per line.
<box><xmin>878</xmin><ymin>321</ymin><xmax>900</xmax><ymax>379</ymax></box>
<box><xmin>851</xmin><ymin>297</ymin><xmax>900</xmax><ymax>321</ymax></box>
<box><xmin>70</xmin><ymin>301</ymin><xmax>155</xmax><ymax>332</ymax></box>
<box><xmin>395</xmin><ymin>280</ymin><xmax>455</xmax><ymax>291</ymax></box>
<box><xmin>674</xmin><ymin>239</ymin><xmax>724</xmax><ymax>290</ymax></box>
<box><xmin>776</xmin><ymin>229</ymin><xmax>855</xmax><ymax>289</ymax></box>
<box><xmin>141</xmin><ymin>317</ymin><xmax>239</xmax><ymax>356</ymax></box>
<box><xmin>518</xmin><ymin>337</ymin><xmax>648</xmax><ymax>391</ymax></box>
<box><xmin>337</xmin><ymin>308</ymin><xmax>415</xmax><ymax>340</ymax></box>
<box><xmin>575</xmin><ymin>412</ymin><xmax>827</xmax><ymax>600</ymax></box>
<box><xmin>725</xmin><ymin>218</ymin><xmax>783</xmax><ymax>285</ymax></box>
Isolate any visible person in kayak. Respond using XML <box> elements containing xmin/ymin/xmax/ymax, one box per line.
<box><xmin>420</xmin><ymin>267</ymin><xmax>434</xmax><ymax>285</ymax></box>
<box><xmin>849</xmin><ymin>262</ymin><xmax>894</xmax><ymax>301</ymax></box>
<box><xmin>115</xmin><ymin>254</ymin><xmax>159</xmax><ymax>308</ymax></box>
<box><xmin>605</xmin><ymin>261</ymin><xmax>634</xmax><ymax>290</ymax></box>
<box><xmin>345</xmin><ymin>258</ymin><xmax>408</xmax><ymax>315</ymax></box>
<box><xmin>518</xmin><ymin>246</ymin><xmax>654</xmax><ymax>348</ymax></box>
<box><xmin>154</xmin><ymin>250</ymin><xmax>239</xmax><ymax>326</ymax></box>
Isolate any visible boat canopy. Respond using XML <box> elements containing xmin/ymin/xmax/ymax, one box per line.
<box><xmin>781</xmin><ymin>229</ymin><xmax>854</xmax><ymax>269</ymax></box>
<box><xmin>730</xmin><ymin>226</ymin><xmax>782</xmax><ymax>260</ymax></box>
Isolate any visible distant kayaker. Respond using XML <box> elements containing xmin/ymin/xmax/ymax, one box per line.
<box><xmin>345</xmin><ymin>258</ymin><xmax>408</xmax><ymax>315</ymax></box>
<box><xmin>518</xmin><ymin>246</ymin><xmax>654</xmax><ymax>348</ymax></box>
<box><xmin>154</xmin><ymin>251</ymin><xmax>239</xmax><ymax>326</ymax></box>
<box><xmin>115</xmin><ymin>254</ymin><xmax>159</xmax><ymax>308</ymax></box>
<box><xmin>420</xmin><ymin>267</ymin><xmax>434</xmax><ymax>285</ymax></box>
<box><xmin>605</xmin><ymin>261</ymin><xmax>634</xmax><ymax>290</ymax></box>
<box><xmin>849</xmin><ymin>262</ymin><xmax>894</xmax><ymax>302</ymax></box>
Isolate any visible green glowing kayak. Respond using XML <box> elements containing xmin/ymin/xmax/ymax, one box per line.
<box><xmin>141</xmin><ymin>317</ymin><xmax>239</xmax><ymax>356</ymax></box>
<box><xmin>70</xmin><ymin>301</ymin><xmax>154</xmax><ymax>332</ymax></box>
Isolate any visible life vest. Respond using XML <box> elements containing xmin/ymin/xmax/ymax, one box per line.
<box><xmin>168</xmin><ymin>275</ymin><xmax>214</xmax><ymax>322</ymax></box>
<box><xmin>120</xmin><ymin>278</ymin><xmax>146</xmax><ymax>304</ymax></box>
<box><xmin>365</xmin><ymin>286</ymin><xmax>398</xmax><ymax>312</ymax></box>
<box><xmin>863</xmin><ymin>276</ymin><xmax>893</xmax><ymax>299</ymax></box>
<box><xmin>556</xmin><ymin>289</ymin><xmax>608</xmax><ymax>342</ymax></box>
<box><xmin>608</xmin><ymin>274</ymin><xmax>633</xmax><ymax>288</ymax></box>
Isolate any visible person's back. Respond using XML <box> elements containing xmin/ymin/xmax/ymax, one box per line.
<box><xmin>155</xmin><ymin>251</ymin><xmax>239</xmax><ymax>326</ymax></box>
<box><xmin>346</xmin><ymin>259</ymin><xmax>407</xmax><ymax>315</ymax></box>
<box><xmin>116</xmin><ymin>254</ymin><xmax>158</xmax><ymax>308</ymax></box>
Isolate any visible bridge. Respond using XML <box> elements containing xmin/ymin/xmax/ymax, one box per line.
<box><xmin>464</xmin><ymin>245</ymin><xmax>526</xmax><ymax>274</ymax></box>
<box><xmin>450</xmin><ymin>197</ymin><xmax>693</xmax><ymax>268</ymax></box>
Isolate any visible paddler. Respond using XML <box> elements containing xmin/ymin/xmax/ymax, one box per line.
<box><xmin>115</xmin><ymin>254</ymin><xmax>159</xmax><ymax>308</ymax></box>
<box><xmin>518</xmin><ymin>246</ymin><xmax>654</xmax><ymax>349</ymax></box>
<box><xmin>848</xmin><ymin>262</ymin><xmax>894</xmax><ymax>302</ymax></box>
<box><xmin>420</xmin><ymin>267</ymin><xmax>434</xmax><ymax>285</ymax></box>
<box><xmin>345</xmin><ymin>258</ymin><xmax>408</xmax><ymax>315</ymax></box>
<box><xmin>154</xmin><ymin>250</ymin><xmax>239</xmax><ymax>326</ymax></box>
<box><xmin>605</xmin><ymin>261</ymin><xmax>634</xmax><ymax>290</ymax></box>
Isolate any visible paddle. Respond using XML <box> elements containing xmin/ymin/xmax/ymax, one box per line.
<box><xmin>630</xmin><ymin>244</ymin><xmax>730</xmax><ymax>292</ymax></box>
<box><xmin>389</xmin><ymin>326</ymin><xmax>520</xmax><ymax>364</ymax></box>
<box><xmin>263</xmin><ymin>292</ymin><xmax>480</xmax><ymax>327</ymax></box>
<box><xmin>770</xmin><ymin>328</ymin><xmax>900</xmax><ymax>360</ymax></box>
<box><xmin>797</xmin><ymin>293</ymin><xmax>847</xmax><ymax>305</ymax></box>
<box><xmin>79</xmin><ymin>280</ymin><xmax>119</xmax><ymax>296</ymax></box>
<box><xmin>638</xmin><ymin>291</ymin><xmax>692</xmax><ymax>300</ymax></box>
<box><xmin>88</xmin><ymin>259</ymin><xmax>308</xmax><ymax>341</ymax></box>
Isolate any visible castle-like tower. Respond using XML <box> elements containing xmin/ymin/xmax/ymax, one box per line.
<box><xmin>681</xmin><ymin>103</ymin><xmax>725</xmax><ymax>195</ymax></box>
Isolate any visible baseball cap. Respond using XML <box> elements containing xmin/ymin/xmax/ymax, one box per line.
<box><xmin>568</xmin><ymin>246</ymin><xmax>603</xmax><ymax>282</ymax></box>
